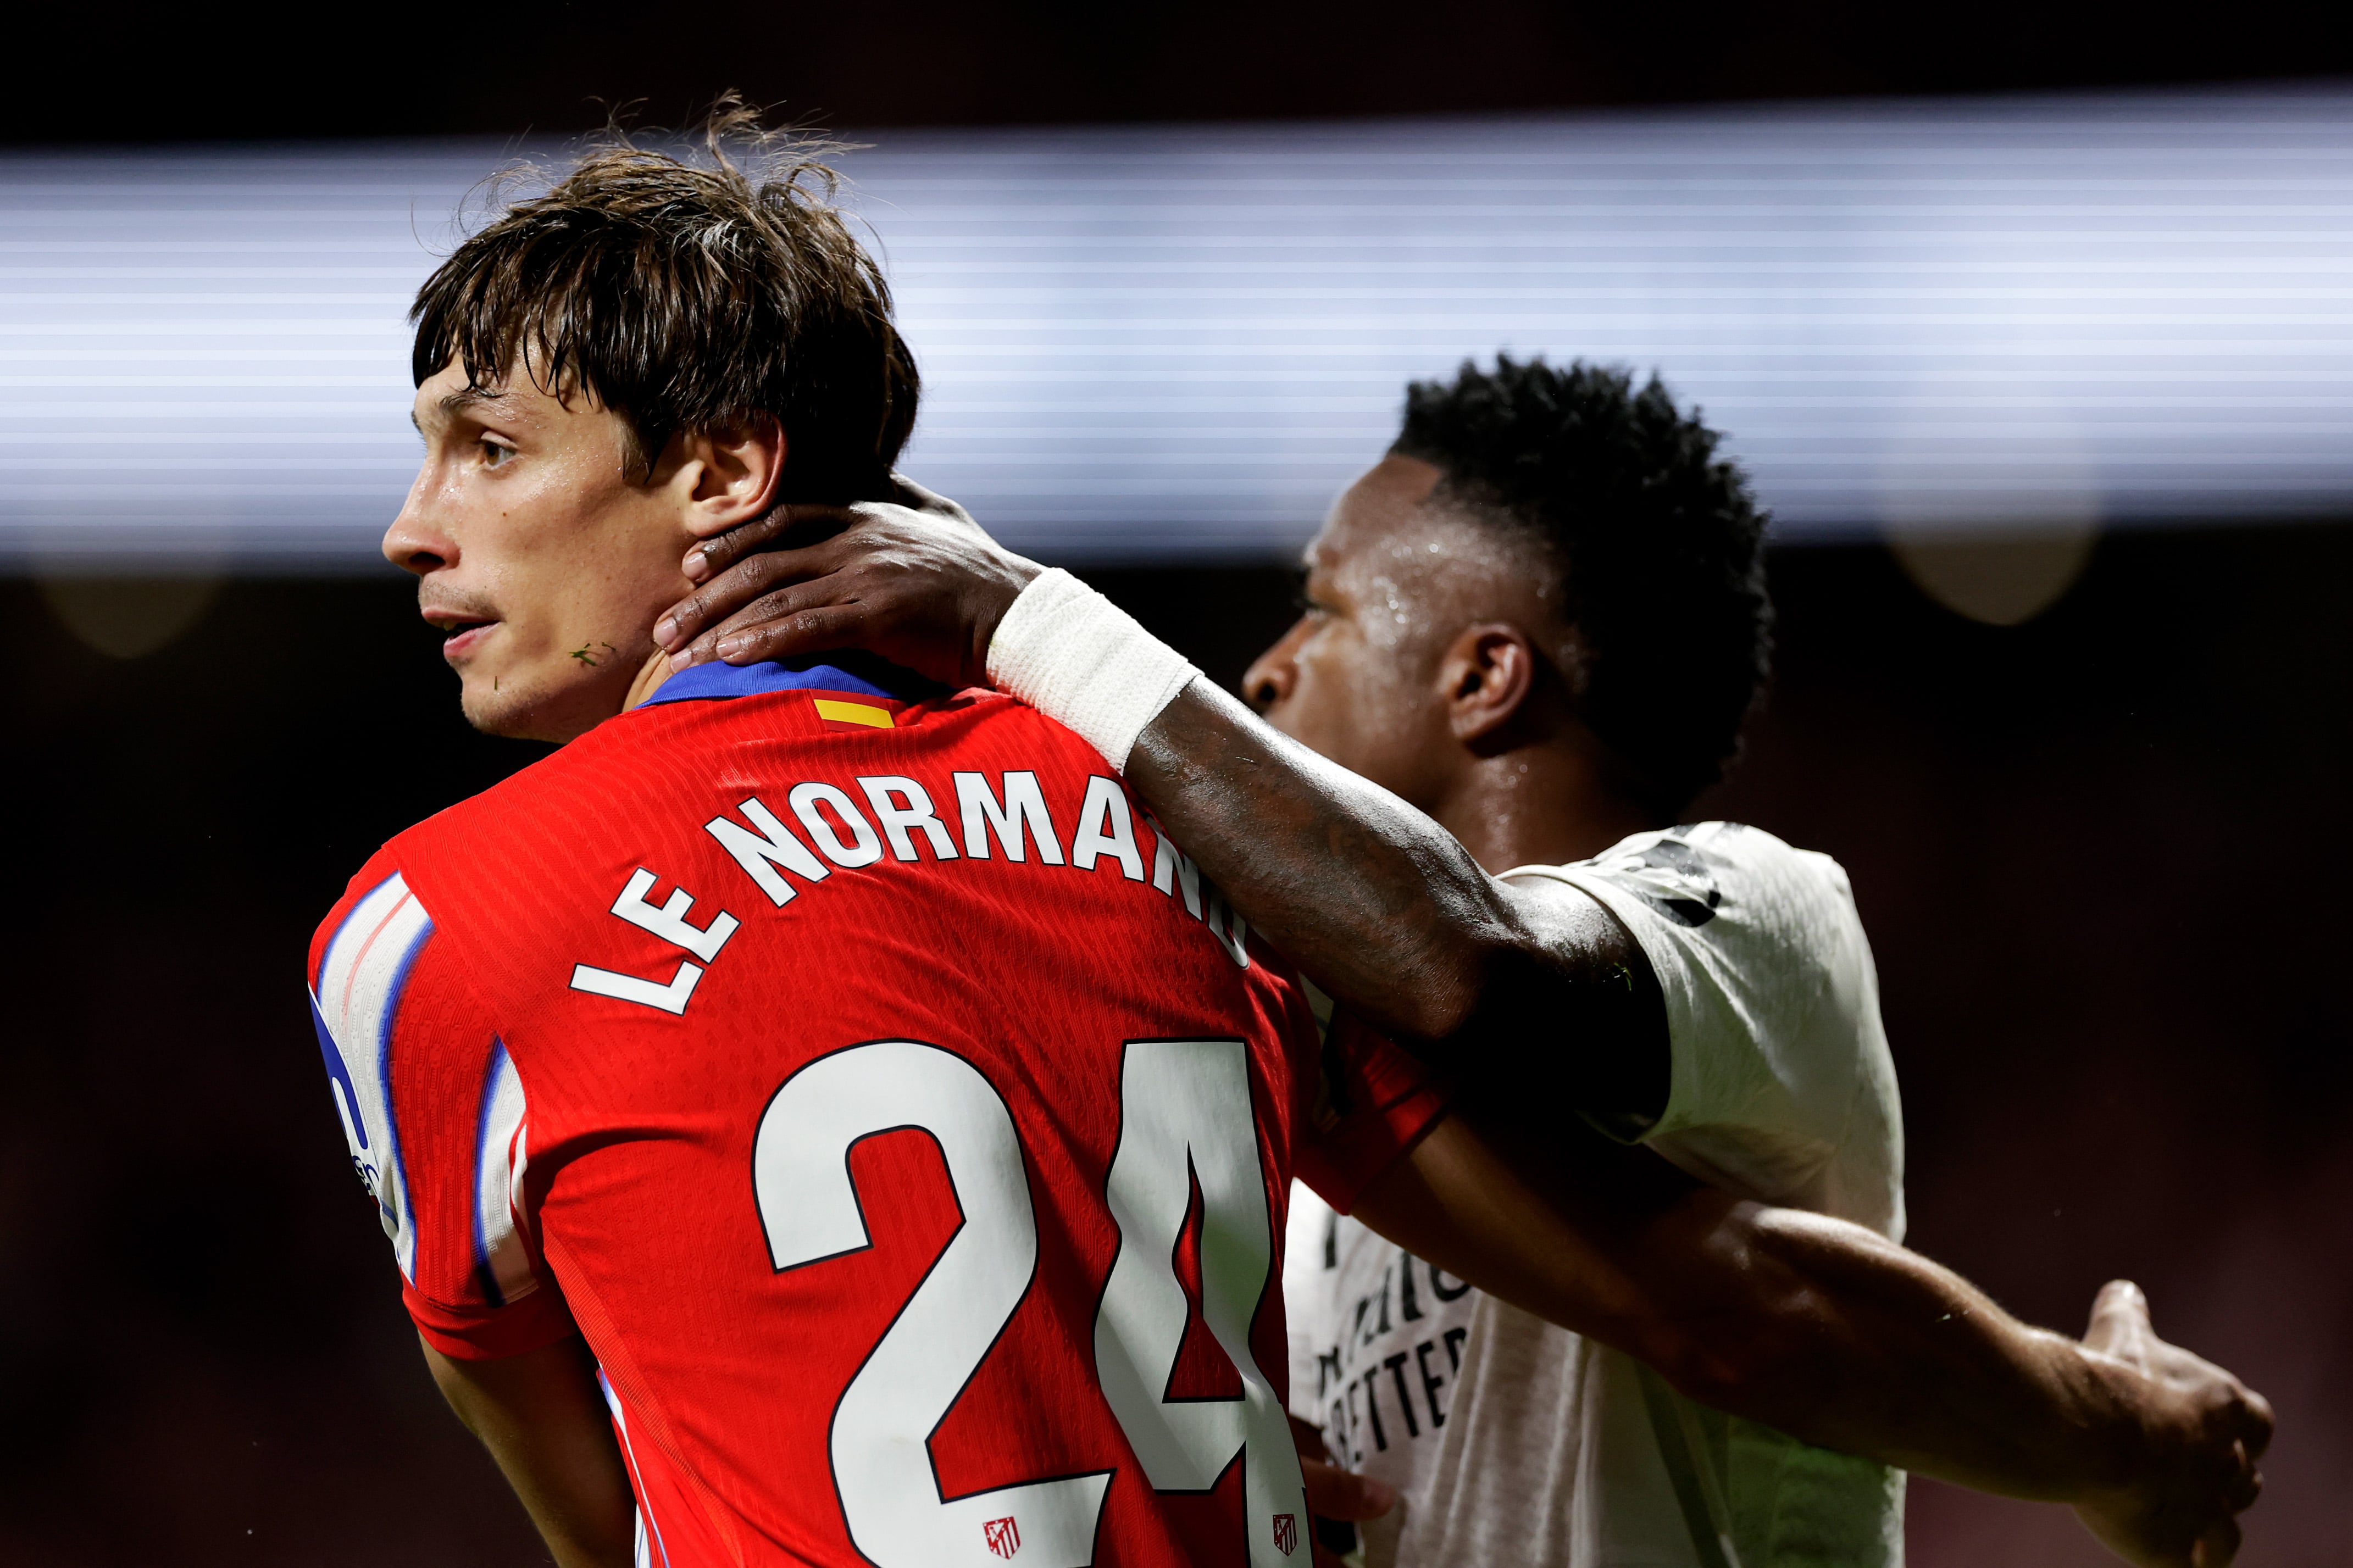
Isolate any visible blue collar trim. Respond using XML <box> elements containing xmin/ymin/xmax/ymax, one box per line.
<box><xmin>636</xmin><ymin>654</ymin><xmax>925</xmax><ymax>709</ymax></box>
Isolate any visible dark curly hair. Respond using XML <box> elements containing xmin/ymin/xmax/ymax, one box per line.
<box><xmin>1391</xmin><ymin>355</ymin><xmax>1772</xmax><ymax>815</ymax></box>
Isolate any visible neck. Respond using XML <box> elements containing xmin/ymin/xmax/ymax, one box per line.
<box><xmin>1423</xmin><ymin>737</ymin><xmax>1662</xmax><ymax>874</ymax></box>
<box><xmin>623</xmin><ymin>646</ymin><xmax>678</xmax><ymax>712</ymax></box>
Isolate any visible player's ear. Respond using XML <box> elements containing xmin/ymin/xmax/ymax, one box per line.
<box><xmin>674</xmin><ymin>414</ymin><xmax>787</xmax><ymax>540</ymax></box>
<box><xmin>1436</xmin><ymin>623</ymin><xmax>1539</xmax><ymax>747</ymax></box>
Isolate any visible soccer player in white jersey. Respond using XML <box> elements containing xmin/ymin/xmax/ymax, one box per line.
<box><xmin>648</xmin><ymin>357</ymin><xmax>2274</xmax><ymax>1567</ymax></box>
<box><xmin>1274</xmin><ymin>798</ymin><xmax>1902</xmax><ymax>1565</ymax></box>
<box><xmin>1257</xmin><ymin>360</ymin><xmax>1902</xmax><ymax>1567</ymax></box>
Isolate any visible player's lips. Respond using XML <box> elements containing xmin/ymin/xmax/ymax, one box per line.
<box><xmin>425</xmin><ymin>614</ymin><xmax>501</xmax><ymax>659</ymax></box>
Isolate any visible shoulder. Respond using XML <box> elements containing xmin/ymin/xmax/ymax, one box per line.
<box><xmin>1504</xmin><ymin>821</ymin><xmax>1881</xmax><ymax>1089</ymax></box>
<box><xmin>306</xmin><ymin>721</ymin><xmax>615</xmax><ymax>998</ymax></box>
<box><xmin>1568</xmin><ymin>822</ymin><xmax>1859</xmax><ymax>939</ymax></box>
<box><xmin>313</xmin><ymin>681</ymin><xmax>1097</xmax><ymax>991</ymax></box>
<box><xmin>1504</xmin><ymin>821</ymin><xmax>1853</xmax><ymax>942</ymax></box>
<box><xmin>310</xmin><ymin>845</ymin><xmax>434</xmax><ymax>998</ymax></box>
<box><xmin>1523</xmin><ymin>826</ymin><xmax>1900</xmax><ymax>1217</ymax></box>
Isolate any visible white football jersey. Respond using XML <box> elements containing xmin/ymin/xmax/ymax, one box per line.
<box><xmin>1286</xmin><ymin>820</ymin><xmax>1906</xmax><ymax>1568</ymax></box>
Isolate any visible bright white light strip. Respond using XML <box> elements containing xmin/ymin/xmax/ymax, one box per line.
<box><xmin>5</xmin><ymin>88</ymin><xmax>2352</xmax><ymax>568</ymax></box>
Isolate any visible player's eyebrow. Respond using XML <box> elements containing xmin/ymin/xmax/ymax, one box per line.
<box><xmin>438</xmin><ymin>386</ymin><xmax>504</xmax><ymax>418</ymax></box>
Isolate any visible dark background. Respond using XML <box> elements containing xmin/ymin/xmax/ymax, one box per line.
<box><xmin>4</xmin><ymin>3</ymin><xmax>2350</xmax><ymax>1563</ymax></box>
<box><xmin>4</xmin><ymin>0</ymin><xmax>2351</xmax><ymax>146</ymax></box>
<box><xmin>3</xmin><ymin>526</ymin><xmax>2346</xmax><ymax>1564</ymax></box>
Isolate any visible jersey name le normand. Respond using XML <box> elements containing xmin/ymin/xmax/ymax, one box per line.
<box><xmin>308</xmin><ymin>658</ymin><xmax>1442</xmax><ymax>1568</ymax></box>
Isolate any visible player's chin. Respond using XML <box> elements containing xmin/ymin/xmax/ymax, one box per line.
<box><xmin>458</xmin><ymin>675</ymin><xmax>550</xmax><ymax>740</ymax></box>
<box><xmin>463</xmin><ymin>666</ymin><xmax>624</xmax><ymax>743</ymax></box>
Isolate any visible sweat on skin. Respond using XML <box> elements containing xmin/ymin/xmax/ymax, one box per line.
<box><xmin>390</xmin><ymin>359</ymin><xmax>786</xmax><ymax>742</ymax></box>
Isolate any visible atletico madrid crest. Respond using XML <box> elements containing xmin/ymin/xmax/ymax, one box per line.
<box><xmin>1272</xmin><ymin>1513</ymin><xmax>1298</xmax><ymax>1555</ymax></box>
<box><xmin>984</xmin><ymin>1516</ymin><xmax>1021</xmax><ymax>1559</ymax></box>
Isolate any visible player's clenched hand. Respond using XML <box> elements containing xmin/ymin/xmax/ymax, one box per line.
<box><xmin>2069</xmin><ymin>1281</ymin><xmax>2273</xmax><ymax>1568</ymax></box>
<box><xmin>1288</xmin><ymin>1413</ymin><xmax>1394</xmax><ymax>1568</ymax></box>
<box><xmin>1302</xmin><ymin>1457</ymin><xmax>1395</xmax><ymax>1568</ymax></box>
<box><xmin>651</xmin><ymin>475</ymin><xmax>1041</xmax><ymax>690</ymax></box>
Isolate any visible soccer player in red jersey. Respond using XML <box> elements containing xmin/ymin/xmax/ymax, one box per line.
<box><xmin>313</xmin><ymin>657</ymin><xmax>1418</xmax><ymax>1566</ymax></box>
<box><xmin>310</xmin><ymin>126</ymin><xmax>1444</xmax><ymax>1568</ymax></box>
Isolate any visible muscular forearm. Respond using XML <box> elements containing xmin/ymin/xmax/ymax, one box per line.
<box><xmin>1355</xmin><ymin>1116</ymin><xmax>2157</xmax><ymax>1507</ymax></box>
<box><xmin>1133</xmin><ymin>682</ymin><xmax>1656</xmax><ymax>1083</ymax></box>
<box><xmin>1130</xmin><ymin>682</ymin><xmax>1519</xmax><ymax>1042</ymax></box>
<box><xmin>1671</xmin><ymin>1205</ymin><xmax>2147</xmax><ymax>1499</ymax></box>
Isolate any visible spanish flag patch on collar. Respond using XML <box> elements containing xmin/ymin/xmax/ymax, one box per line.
<box><xmin>812</xmin><ymin>696</ymin><xmax>898</xmax><ymax>730</ymax></box>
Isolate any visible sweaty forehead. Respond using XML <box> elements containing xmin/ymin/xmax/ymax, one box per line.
<box><xmin>1310</xmin><ymin>455</ymin><xmax>1535</xmax><ymax>596</ymax></box>
<box><xmin>410</xmin><ymin>359</ymin><xmax>560</xmax><ymax>431</ymax></box>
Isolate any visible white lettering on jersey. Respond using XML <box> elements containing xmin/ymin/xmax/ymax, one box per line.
<box><xmin>570</xmin><ymin>959</ymin><xmax>704</xmax><ymax>1015</ymax></box>
<box><xmin>791</xmin><ymin>782</ymin><xmax>886</xmax><ymax>868</ymax></box>
<box><xmin>755</xmin><ymin>1041</ymin><xmax>1116</xmax><ymax>1567</ymax></box>
<box><xmin>1096</xmin><ymin>1038</ymin><xmax>1305</xmax><ymax>1564</ymax></box>
<box><xmin>858</xmin><ymin>775</ymin><xmax>961</xmax><ymax>863</ymax></box>
<box><xmin>581</xmin><ymin>772</ymin><xmax>1250</xmax><ymax>1014</ymax></box>
<box><xmin>1202</xmin><ymin>891</ymin><xmax>1251</xmax><ymax>969</ymax></box>
<box><xmin>1145</xmin><ymin>810</ymin><xmax>1248</xmax><ymax>968</ymax></box>
<box><xmin>610</xmin><ymin>868</ymin><xmax>740</xmax><ymax>962</ymax></box>
<box><xmin>311</xmin><ymin>869</ymin><xmax>434</xmax><ymax>1283</ymax></box>
<box><xmin>954</xmin><ymin>770</ymin><xmax>1065</xmax><ymax>864</ymax></box>
<box><xmin>1071</xmin><ymin>775</ymin><xmax>1147</xmax><ymax>882</ymax></box>
<box><xmin>1148</xmin><ymin>816</ymin><xmax>1205</xmax><ymax>917</ymax></box>
<box><xmin>751</xmin><ymin>1036</ymin><xmax>1304</xmax><ymax>1565</ymax></box>
<box><xmin>706</xmin><ymin>796</ymin><xmax>831</xmax><ymax>905</ymax></box>
<box><xmin>570</xmin><ymin>865</ymin><xmax>739</xmax><ymax>1016</ymax></box>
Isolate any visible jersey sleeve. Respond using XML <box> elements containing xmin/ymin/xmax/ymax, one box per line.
<box><xmin>1290</xmin><ymin>985</ymin><xmax>1451</xmax><ymax>1214</ymax></box>
<box><xmin>308</xmin><ymin>857</ymin><xmax>577</xmax><ymax>1360</ymax></box>
<box><xmin>1503</xmin><ymin>822</ymin><xmax>1902</xmax><ymax>1225</ymax></box>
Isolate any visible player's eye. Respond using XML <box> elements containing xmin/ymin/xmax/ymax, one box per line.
<box><xmin>479</xmin><ymin>436</ymin><xmax>518</xmax><ymax>469</ymax></box>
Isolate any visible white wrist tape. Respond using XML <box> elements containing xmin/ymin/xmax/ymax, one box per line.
<box><xmin>986</xmin><ymin>568</ymin><xmax>1200</xmax><ymax>772</ymax></box>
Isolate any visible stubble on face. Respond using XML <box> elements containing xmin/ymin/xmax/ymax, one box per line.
<box><xmin>393</xmin><ymin>362</ymin><xmax>700</xmax><ymax>743</ymax></box>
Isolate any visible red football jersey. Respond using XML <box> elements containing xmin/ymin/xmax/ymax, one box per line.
<box><xmin>308</xmin><ymin>658</ymin><xmax>1445</xmax><ymax>1568</ymax></box>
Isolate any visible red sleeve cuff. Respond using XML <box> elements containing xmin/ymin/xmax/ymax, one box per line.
<box><xmin>1293</xmin><ymin>1013</ymin><xmax>1452</xmax><ymax>1214</ymax></box>
<box><xmin>405</xmin><ymin>1279</ymin><xmax>580</xmax><ymax>1361</ymax></box>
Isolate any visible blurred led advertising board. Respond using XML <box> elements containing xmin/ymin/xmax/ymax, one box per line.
<box><xmin>6</xmin><ymin>87</ymin><xmax>2353</xmax><ymax>569</ymax></box>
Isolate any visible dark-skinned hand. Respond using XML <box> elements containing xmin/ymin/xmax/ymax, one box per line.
<box><xmin>2071</xmin><ymin>1281</ymin><xmax>2272</xmax><ymax>1568</ymax></box>
<box><xmin>1287</xmin><ymin>1414</ymin><xmax>1394</xmax><ymax>1568</ymax></box>
<box><xmin>652</xmin><ymin>475</ymin><xmax>1039</xmax><ymax>689</ymax></box>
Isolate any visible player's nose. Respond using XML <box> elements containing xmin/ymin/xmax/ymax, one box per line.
<box><xmin>1241</xmin><ymin>638</ymin><xmax>1297</xmax><ymax>713</ymax></box>
<box><xmin>383</xmin><ymin>472</ymin><xmax>455</xmax><ymax>577</ymax></box>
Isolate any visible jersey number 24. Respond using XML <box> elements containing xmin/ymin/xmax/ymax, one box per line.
<box><xmin>753</xmin><ymin>1038</ymin><xmax>1308</xmax><ymax>1567</ymax></box>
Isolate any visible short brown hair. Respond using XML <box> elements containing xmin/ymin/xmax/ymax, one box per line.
<box><xmin>410</xmin><ymin>108</ymin><xmax>918</xmax><ymax>501</ymax></box>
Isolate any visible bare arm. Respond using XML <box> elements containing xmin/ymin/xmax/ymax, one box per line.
<box><xmin>652</xmin><ymin>498</ymin><xmax>1660</xmax><ymax>1094</ymax></box>
<box><xmin>421</xmin><ymin>1335</ymin><xmax>637</xmax><ymax>1568</ymax></box>
<box><xmin>1367</xmin><ymin>1109</ymin><xmax>2269</xmax><ymax>1568</ymax></box>
<box><xmin>1129</xmin><ymin>677</ymin><xmax>1649</xmax><ymax>1047</ymax></box>
<box><xmin>651</xmin><ymin>495</ymin><xmax>2273</xmax><ymax>1564</ymax></box>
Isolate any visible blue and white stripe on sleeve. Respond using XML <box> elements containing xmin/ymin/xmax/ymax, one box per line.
<box><xmin>471</xmin><ymin>1040</ymin><xmax>539</xmax><ymax>1308</ymax></box>
<box><xmin>309</xmin><ymin>870</ymin><xmax>432</xmax><ymax>1285</ymax></box>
